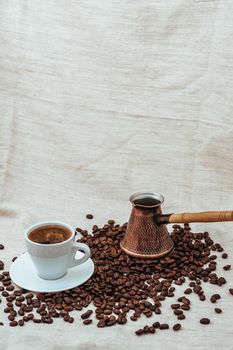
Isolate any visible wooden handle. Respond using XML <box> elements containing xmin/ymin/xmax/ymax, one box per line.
<box><xmin>169</xmin><ymin>211</ymin><xmax>233</xmax><ymax>223</ymax></box>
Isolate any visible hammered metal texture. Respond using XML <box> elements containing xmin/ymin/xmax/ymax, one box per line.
<box><xmin>120</xmin><ymin>206</ymin><xmax>174</xmax><ymax>258</ymax></box>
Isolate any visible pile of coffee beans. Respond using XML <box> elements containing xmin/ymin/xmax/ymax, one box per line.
<box><xmin>0</xmin><ymin>221</ymin><xmax>232</xmax><ymax>335</ymax></box>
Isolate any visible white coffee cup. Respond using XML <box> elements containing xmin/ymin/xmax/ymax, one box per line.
<box><xmin>25</xmin><ymin>221</ymin><xmax>91</xmax><ymax>280</ymax></box>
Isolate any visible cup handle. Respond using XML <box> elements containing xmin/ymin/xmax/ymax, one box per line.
<box><xmin>68</xmin><ymin>242</ymin><xmax>91</xmax><ymax>268</ymax></box>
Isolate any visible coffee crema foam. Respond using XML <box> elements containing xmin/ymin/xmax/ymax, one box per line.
<box><xmin>28</xmin><ymin>225</ymin><xmax>72</xmax><ymax>244</ymax></box>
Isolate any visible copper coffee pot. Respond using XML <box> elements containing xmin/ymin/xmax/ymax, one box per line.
<box><xmin>120</xmin><ymin>192</ymin><xmax>233</xmax><ymax>259</ymax></box>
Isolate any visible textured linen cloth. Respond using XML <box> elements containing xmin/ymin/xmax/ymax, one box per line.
<box><xmin>0</xmin><ymin>1</ymin><xmax>233</xmax><ymax>349</ymax></box>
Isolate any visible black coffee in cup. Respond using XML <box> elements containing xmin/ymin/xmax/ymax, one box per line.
<box><xmin>28</xmin><ymin>225</ymin><xmax>72</xmax><ymax>244</ymax></box>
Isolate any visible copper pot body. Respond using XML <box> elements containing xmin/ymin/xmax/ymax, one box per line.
<box><xmin>120</xmin><ymin>192</ymin><xmax>174</xmax><ymax>258</ymax></box>
<box><xmin>120</xmin><ymin>191</ymin><xmax>233</xmax><ymax>258</ymax></box>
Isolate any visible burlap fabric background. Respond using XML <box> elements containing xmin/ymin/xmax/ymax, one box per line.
<box><xmin>0</xmin><ymin>1</ymin><xmax>233</xmax><ymax>349</ymax></box>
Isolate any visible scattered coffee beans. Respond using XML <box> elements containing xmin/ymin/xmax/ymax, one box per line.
<box><xmin>177</xmin><ymin>314</ymin><xmax>185</xmax><ymax>320</ymax></box>
<box><xmin>135</xmin><ymin>329</ymin><xmax>144</xmax><ymax>336</ymax></box>
<box><xmin>210</xmin><ymin>295</ymin><xmax>217</xmax><ymax>303</ymax></box>
<box><xmin>200</xmin><ymin>318</ymin><xmax>210</xmax><ymax>325</ymax></box>
<box><xmin>18</xmin><ymin>319</ymin><xmax>24</xmax><ymax>327</ymax></box>
<box><xmin>81</xmin><ymin>310</ymin><xmax>93</xmax><ymax>319</ymax></box>
<box><xmin>83</xmin><ymin>319</ymin><xmax>92</xmax><ymax>325</ymax></box>
<box><xmin>214</xmin><ymin>308</ymin><xmax>222</xmax><ymax>314</ymax></box>
<box><xmin>152</xmin><ymin>322</ymin><xmax>160</xmax><ymax>328</ymax></box>
<box><xmin>159</xmin><ymin>323</ymin><xmax>169</xmax><ymax>330</ymax></box>
<box><xmin>184</xmin><ymin>288</ymin><xmax>192</xmax><ymax>295</ymax></box>
<box><xmin>0</xmin><ymin>222</ymin><xmax>232</xmax><ymax>335</ymax></box>
<box><xmin>86</xmin><ymin>214</ymin><xmax>93</xmax><ymax>219</ymax></box>
<box><xmin>173</xmin><ymin>323</ymin><xmax>181</xmax><ymax>331</ymax></box>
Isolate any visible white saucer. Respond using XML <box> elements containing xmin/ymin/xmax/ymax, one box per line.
<box><xmin>10</xmin><ymin>252</ymin><xmax>95</xmax><ymax>293</ymax></box>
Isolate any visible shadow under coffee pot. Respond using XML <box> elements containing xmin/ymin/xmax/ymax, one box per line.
<box><xmin>120</xmin><ymin>192</ymin><xmax>233</xmax><ymax>259</ymax></box>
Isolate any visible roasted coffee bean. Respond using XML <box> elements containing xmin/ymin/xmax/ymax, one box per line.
<box><xmin>229</xmin><ymin>289</ymin><xmax>233</xmax><ymax>295</ymax></box>
<box><xmin>171</xmin><ymin>304</ymin><xmax>180</xmax><ymax>309</ymax></box>
<box><xmin>46</xmin><ymin>318</ymin><xmax>53</xmax><ymax>324</ymax></box>
<box><xmin>0</xmin><ymin>244</ymin><xmax>4</xmax><ymax>250</ymax></box>
<box><xmin>9</xmin><ymin>310</ymin><xmax>17</xmax><ymax>317</ymax></box>
<box><xmin>172</xmin><ymin>224</ymin><xmax>180</xmax><ymax>229</ymax></box>
<box><xmin>75</xmin><ymin>227</ymin><xmax>83</xmax><ymax>234</ymax></box>
<box><xmin>106</xmin><ymin>318</ymin><xmax>117</xmax><ymax>327</ymax></box>
<box><xmin>97</xmin><ymin>320</ymin><xmax>105</xmax><ymax>328</ymax></box>
<box><xmin>159</xmin><ymin>323</ymin><xmax>169</xmax><ymax>330</ymax></box>
<box><xmin>143</xmin><ymin>325</ymin><xmax>149</xmax><ymax>333</ymax></box>
<box><xmin>218</xmin><ymin>277</ymin><xmax>226</xmax><ymax>286</ymax></box>
<box><xmin>16</xmin><ymin>296</ymin><xmax>25</xmax><ymax>302</ymax></box>
<box><xmin>13</xmin><ymin>290</ymin><xmax>22</xmax><ymax>296</ymax></box>
<box><xmin>15</xmin><ymin>301</ymin><xmax>22</xmax><ymax>307</ymax></box>
<box><xmin>33</xmin><ymin>318</ymin><xmax>42</xmax><ymax>323</ymax></box>
<box><xmin>212</xmin><ymin>294</ymin><xmax>221</xmax><ymax>300</ymax></box>
<box><xmin>223</xmin><ymin>265</ymin><xmax>231</xmax><ymax>271</ymax></box>
<box><xmin>92</xmin><ymin>225</ymin><xmax>98</xmax><ymax>232</ymax></box>
<box><xmin>205</xmin><ymin>237</ymin><xmax>214</xmax><ymax>246</ymax></box>
<box><xmin>222</xmin><ymin>253</ymin><xmax>228</xmax><ymax>259</ymax></box>
<box><xmin>9</xmin><ymin>321</ymin><xmax>18</xmax><ymax>327</ymax></box>
<box><xmin>96</xmin><ymin>314</ymin><xmax>105</xmax><ymax>320</ymax></box>
<box><xmin>177</xmin><ymin>314</ymin><xmax>185</xmax><ymax>320</ymax></box>
<box><xmin>181</xmin><ymin>305</ymin><xmax>190</xmax><ymax>311</ymax></box>
<box><xmin>6</xmin><ymin>285</ymin><xmax>14</xmax><ymax>292</ymax></box>
<box><xmin>86</xmin><ymin>214</ymin><xmax>93</xmax><ymax>219</ymax></box>
<box><xmin>152</xmin><ymin>321</ymin><xmax>160</xmax><ymax>328</ymax></box>
<box><xmin>4</xmin><ymin>307</ymin><xmax>12</xmax><ymax>313</ymax></box>
<box><xmin>130</xmin><ymin>316</ymin><xmax>138</xmax><ymax>321</ymax></box>
<box><xmin>209</xmin><ymin>255</ymin><xmax>217</xmax><ymax>260</ymax></box>
<box><xmin>117</xmin><ymin>316</ymin><xmax>127</xmax><ymax>325</ymax></box>
<box><xmin>215</xmin><ymin>308</ymin><xmax>222</xmax><ymax>314</ymax></box>
<box><xmin>8</xmin><ymin>315</ymin><xmax>15</xmax><ymax>321</ymax></box>
<box><xmin>3</xmin><ymin>281</ymin><xmax>11</xmax><ymax>286</ymax></box>
<box><xmin>135</xmin><ymin>329</ymin><xmax>144</xmax><ymax>336</ymax></box>
<box><xmin>200</xmin><ymin>318</ymin><xmax>210</xmax><ymax>324</ymax></box>
<box><xmin>0</xmin><ymin>322</ymin><xmax>3</xmax><ymax>326</ymax></box>
<box><xmin>83</xmin><ymin>319</ymin><xmax>92</xmax><ymax>325</ymax></box>
<box><xmin>18</xmin><ymin>309</ymin><xmax>25</xmax><ymax>316</ymax></box>
<box><xmin>81</xmin><ymin>310</ymin><xmax>93</xmax><ymax>320</ymax></box>
<box><xmin>209</xmin><ymin>262</ymin><xmax>217</xmax><ymax>271</ymax></box>
<box><xmin>184</xmin><ymin>288</ymin><xmax>192</xmax><ymax>295</ymax></box>
<box><xmin>210</xmin><ymin>296</ymin><xmax>217</xmax><ymax>303</ymax></box>
<box><xmin>174</xmin><ymin>309</ymin><xmax>183</xmax><ymax>316</ymax></box>
<box><xmin>173</xmin><ymin>323</ymin><xmax>181</xmax><ymax>331</ymax></box>
<box><xmin>149</xmin><ymin>326</ymin><xmax>155</xmax><ymax>334</ymax></box>
<box><xmin>103</xmin><ymin>310</ymin><xmax>112</xmax><ymax>315</ymax></box>
<box><xmin>18</xmin><ymin>320</ymin><xmax>24</xmax><ymax>327</ymax></box>
<box><xmin>193</xmin><ymin>285</ymin><xmax>202</xmax><ymax>294</ymax></box>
